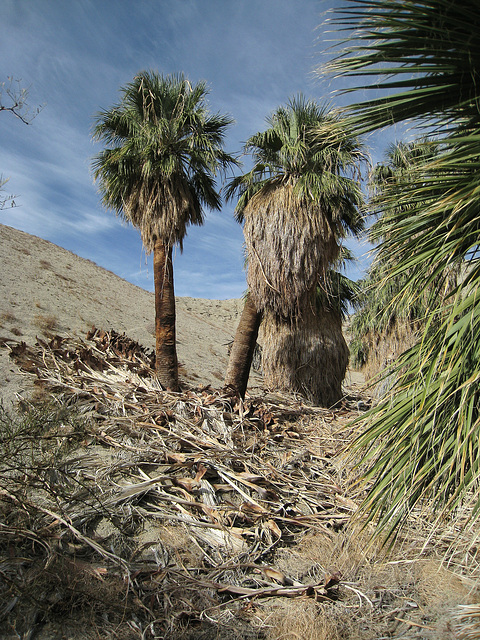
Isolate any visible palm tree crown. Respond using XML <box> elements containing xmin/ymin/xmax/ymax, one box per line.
<box><xmin>92</xmin><ymin>71</ymin><xmax>236</xmax><ymax>252</ymax></box>
<box><xmin>226</xmin><ymin>95</ymin><xmax>366</xmax><ymax>320</ymax></box>
<box><xmin>227</xmin><ymin>95</ymin><xmax>364</xmax><ymax>231</ymax></box>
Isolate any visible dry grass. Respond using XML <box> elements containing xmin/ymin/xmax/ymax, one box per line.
<box><xmin>0</xmin><ymin>311</ymin><xmax>17</xmax><ymax>324</ymax></box>
<box><xmin>264</xmin><ymin>599</ymin><xmax>355</xmax><ymax>640</ymax></box>
<box><xmin>33</xmin><ymin>312</ymin><xmax>59</xmax><ymax>334</ymax></box>
<box><xmin>259</xmin><ymin>531</ymin><xmax>479</xmax><ymax>640</ymax></box>
<box><xmin>0</xmin><ymin>312</ymin><xmax>22</xmax><ymax>336</ymax></box>
<box><xmin>39</xmin><ymin>258</ymin><xmax>52</xmax><ymax>270</ymax></box>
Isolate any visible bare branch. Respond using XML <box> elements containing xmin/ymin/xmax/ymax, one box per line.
<box><xmin>0</xmin><ymin>77</ymin><xmax>44</xmax><ymax>125</ymax></box>
<box><xmin>1</xmin><ymin>78</ymin><xmax>43</xmax><ymax>209</ymax></box>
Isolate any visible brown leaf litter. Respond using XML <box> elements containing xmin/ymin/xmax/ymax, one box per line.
<box><xmin>1</xmin><ymin>329</ymin><xmax>479</xmax><ymax>639</ymax></box>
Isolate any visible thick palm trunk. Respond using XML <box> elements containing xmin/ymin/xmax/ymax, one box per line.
<box><xmin>224</xmin><ymin>294</ymin><xmax>262</xmax><ymax>399</ymax></box>
<box><xmin>153</xmin><ymin>239</ymin><xmax>179</xmax><ymax>391</ymax></box>
<box><xmin>261</xmin><ymin>305</ymin><xmax>348</xmax><ymax>407</ymax></box>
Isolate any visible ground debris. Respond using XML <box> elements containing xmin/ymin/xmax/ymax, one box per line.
<box><xmin>2</xmin><ymin>330</ymin><xmax>478</xmax><ymax>639</ymax></box>
<box><xmin>1</xmin><ymin>330</ymin><xmax>359</xmax><ymax>638</ymax></box>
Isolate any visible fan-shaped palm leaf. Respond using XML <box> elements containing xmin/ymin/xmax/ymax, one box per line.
<box><xmin>325</xmin><ymin>0</ymin><xmax>480</xmax><ymax>540</ymax></box>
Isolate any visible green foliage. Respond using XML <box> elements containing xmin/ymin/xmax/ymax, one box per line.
<box><xmin>349</xmin><ymin>139</ymin><xmax>444</xmax><ymax>368</ymax></box>
<box><xmin>92</xmin><ymin>71</ymin><xmax>237</xmax><ymax>251</ymax></box>
<box><xmin>316</xmin><ymin>246</ymin><xmax>360</xmax><ymax>322</ymax></box>
<box><xmin>226</xmin><ymin>94</ymin><xmax>366</xmax><ymax>237</ymax></box>
<box><xmin>355</xmin><ymin>287</ymin><xmax>480</xmax><ymax>538</ymax></box>
<box><xmin>328</xmin><ymin>0</ymin><xmax>480</xmax><ymax>541</ymax></box>
<box><xmin>0</xmin><ymin>400</ymin><xmax>89</xmax><ymax>495</ymax></box>
<box><xmin>326</xmin><ymin>0</ymin><xmax>480</xmax><ymax>135</ymax></box>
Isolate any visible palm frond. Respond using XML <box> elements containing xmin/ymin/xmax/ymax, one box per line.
<box><xmin>325</xmin><ymin>0</ymin><xmax>480</xmax><ymax>134</ymax></box>
<box><xmin>92</xmin><ymin>70</ymin><xmax>237</xmax><ymax>251</ymax></box>
<box><xmin>227</xmin><ymin>95</ymin><xmax>367</xmax><ymax>232</ymax></box>
<box><xmin>325</xmin><ymin>0</ymin><xmax>480</xmax><ymax>540</ymax></box>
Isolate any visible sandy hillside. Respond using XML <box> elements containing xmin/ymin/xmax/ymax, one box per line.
<box><xmin>0</xmin><ymin>223</ymin><xmax>261</xmax><ymax>406</ymax></box>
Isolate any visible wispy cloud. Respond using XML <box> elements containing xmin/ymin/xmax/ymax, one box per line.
<box><xmin>1</xmin><ymin>0</ymin><xmax>378</xmax><ymax>300</ymax></box>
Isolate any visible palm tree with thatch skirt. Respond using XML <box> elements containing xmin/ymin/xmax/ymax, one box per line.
<box><xmin>326</xmin><ymin>0</ymin><xmax>480</xmax><ymax>542</ymax></box>
<box><xmin>349</xmin><ymin>138</ymin><xmax>458</xmax><ymax>381</ymax></box>
<box><xmin>224</xmin><ymin>96</ymin><xmax>365</xmax><ymax>404</ymax></box>
<box><xmin>92</xmin><ymin>71</ymin><xmax>236</xmax><ymax>391</ymax></box>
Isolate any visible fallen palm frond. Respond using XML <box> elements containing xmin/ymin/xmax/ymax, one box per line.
<box><xmin>1</xmin><ymin>328</ymin><xmax>478</xmax><ymax>638</ymax></box>
<box><xmin>0</xmin><ymin>328</ymin><xmax>359</xmax><ymax>637</ymax></box>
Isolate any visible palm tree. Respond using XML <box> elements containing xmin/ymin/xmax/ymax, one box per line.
<box><xmin>326</xmin><ymin>0</ymin><xmax>480</xmax><ymax>541</ymax></box>
<box><xmin>224</xmin><ymin>96</ymin><xmax>365</xmax><ymax>403</ymax></box>
<box><xmin>92</xmin><ymin>71</ymin><xmax>236</xmax><ymax>391</ymax></box>
<box><xmin>350</xmin><ymin>139</ymin><xmax>456</xmax><ymax>380</ymax></box>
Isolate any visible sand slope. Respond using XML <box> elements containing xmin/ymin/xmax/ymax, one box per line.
<box><xmin>0</xmin><ymin>223</ymin><xmax>256</xmax><ymax>405</ymax></box>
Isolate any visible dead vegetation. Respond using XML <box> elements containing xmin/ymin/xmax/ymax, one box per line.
<box><xmin>33</xmin><ymin>313</ymin><xmax>59</xmax><ymax>335</ymax></box>
<box><xmin>0</xmin><ymin>329</ymin><xmax>479</xmax><ymax>639</ymax></box>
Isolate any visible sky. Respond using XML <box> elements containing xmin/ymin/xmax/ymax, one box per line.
<box><xmin>1</xmin><ymin>0</ymin><xmax>393</xmax><ymax>300</ymax></box>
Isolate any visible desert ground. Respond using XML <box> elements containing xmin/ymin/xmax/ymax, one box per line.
<box><xmin>0</xmin><ymin>223</ymin><xmax>477</xmax><ymax>640</ymax></box>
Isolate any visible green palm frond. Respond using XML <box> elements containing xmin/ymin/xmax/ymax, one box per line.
<box><xmin>326</xmin><ymin>0</ymin><xmax>480</xmax><ymax>541</ymax></box>
<box><xmin>325</xmin><ymin>0</ymin><xmax>480</xmax><ymax>134</ymax></box>
<box><xmin>316</xmin><ymin>246</ymin><xmax>360</xmax><ymax>321</ymax></box>
<box><xmin>92</xmin><ymin>70</ymin><xmax>238</xmax><ymax>252</ymax></box>
<box><xmin>354</xmin><ymin>286</ymin><xmax>480</xmax><ymax>543</ymax></box>
<box><xmin>226</xmin><ymin>94</ymin><xmax>367</xmax><ymax>236</ymax></box>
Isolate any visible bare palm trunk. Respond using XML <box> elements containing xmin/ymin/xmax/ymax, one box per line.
<box><xmin>224</xmin><ymin>294</ymin><xmax>262</xmax><ymax>399</ymax></box>
<box><xmin>153</xmin><ymin>239</ymin><xmax>179</xmax><ymax>391</ymax></box>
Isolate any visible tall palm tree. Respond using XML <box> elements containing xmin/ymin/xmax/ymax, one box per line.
<box><xmin>326</xmin><ymin>0</ymin><xmax>480</xmax><ymax>541</ymax></box>
<box><xmin>224</xmin><ymin>96</ymin><xmax>365</xmax><ymax>403</ymax></box>
<box><xmin>92</xmin><ymin>71</ymin><xmax>236</xmax><ymax>391</ymax></box>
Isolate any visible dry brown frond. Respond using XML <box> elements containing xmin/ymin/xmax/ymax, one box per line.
<box><xmin>360</xmin><ymin>318</ymin><xmax>420</xmax><ymax>396</ymax></box>
<box><xmin>244</xmin><ymin>184</ymin><xmax>338</xmax><ymax>321</ymax></box>
<box><xmin>261</xmin><ymin>305</ymin><xmax>348</xmax><ymax>406</ymax></box>
<box><xmin>1</xmin><ymin>328</ymin><xmax>479</xmax><ymax>638</ymax></box>
<box><xmin>125</xmin><ymin>178</ymin><xmax>192</xmax><ymax>252</ymax></box>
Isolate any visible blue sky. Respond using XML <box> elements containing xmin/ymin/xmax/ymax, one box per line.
<box><xmin>2</xmin><ymin>0</ymin><xmax>391</xmax><ymax>299</ymax></box>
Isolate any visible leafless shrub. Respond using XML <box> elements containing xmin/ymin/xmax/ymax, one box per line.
<box><xmin>1</xmin><ymin>311</ymin><xmax>17</xmax><ymax>324</ymax></box>
<box><xmin>39</xmin><ymin>259</ymin><xmax>52</xmax><ymax>270</ymax></box>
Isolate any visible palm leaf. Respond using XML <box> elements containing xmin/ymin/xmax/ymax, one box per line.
<box><xmin>325</xmin><ymin>0</ymin><xmax>480</xmax><ymax>540</ymax></box>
